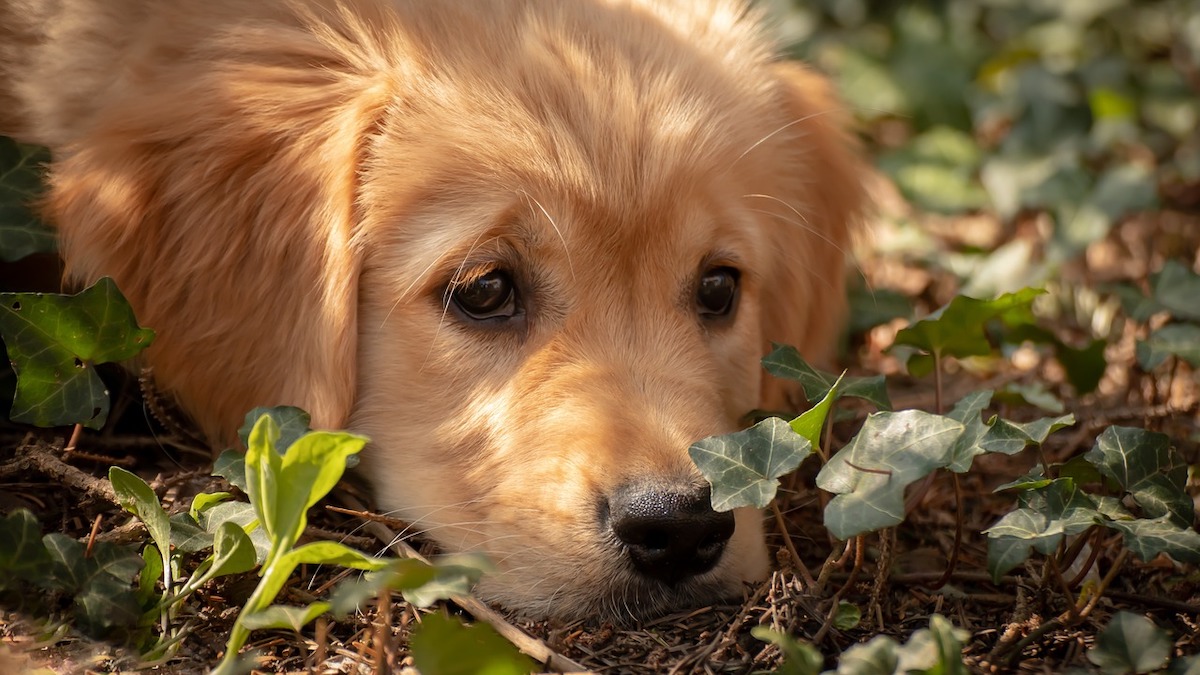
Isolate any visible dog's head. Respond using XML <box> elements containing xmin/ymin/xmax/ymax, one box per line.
<box><xmin>48</xmin><ymin>0</ymin><xmax>865</xmax><ymax>619</ymax></box>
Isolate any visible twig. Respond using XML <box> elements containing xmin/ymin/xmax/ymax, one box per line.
<box><xmin>335</xmin><ymin>494</ymin><xmax>587</xmax><ymax>673</ymax></box>
<box><xmin>64</xmin><ymin>424</ymin><xmax>84</xmax><ymax>455</ymax></box>
<box><xmin>1</xmin><ymin>440</ymin><xmax>118</xmax><ymax>505</ymax></box>
<box><xmin>990</xmin><ymin>549</ymin><xmax>1129</xmax><ymax>665</ymax></box>
<box><xmin>815</xmin><ymin>536</ymin><xmax>865</xmax><ymax>645</ymax></box>
<box><xmin>84</xmin><ymin>514</ymin><xmax>103</xmax><ymax>558</ymax></box>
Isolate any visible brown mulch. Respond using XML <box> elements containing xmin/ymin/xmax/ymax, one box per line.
<box><xmin>1</xmin><ymin>207</ymin><xmax>1199</xmax><ymax>674</ymax></box>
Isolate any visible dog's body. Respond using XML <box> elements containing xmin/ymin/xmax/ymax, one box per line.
<box><xmin>1</xmin><ymin>0</ymin><xmax>865</xmax><ymax>619</ymax></box>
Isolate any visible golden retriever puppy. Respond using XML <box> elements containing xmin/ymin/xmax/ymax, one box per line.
<box><xmin>0</xmin><ymin>0</ymin><xmax>865</xmax><ymax>619</ymax></box>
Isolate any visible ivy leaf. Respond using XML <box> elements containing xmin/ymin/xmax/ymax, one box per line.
<box><xmin>689</xmin><ymin>417</ymin><xmax>814</xmax><ymax>512</ymax></box>
<box><xmin>834</xmin><ymin>601</ymin><xmax>862</xmax><ymax>631</ymax></box>
<box><xmin>0</xmin><ymin>509</ymin><xmax>51</xmax><ymax>587</ymax></box>
<box><xmin>0</xmin><ymin>138</ymin><xmax>56</xmax><ymax>262</ymax></box>
<box><xmin>42</xmin><ymin>534</ymin><xmax>144</xmax><ymax>637</ymax></box>
<box><xmin>237</xmin><ymin>406</ymin><xmax>312</xmax><ymax>453</ymax></box>
<box><xmin>212</xmin><ymin>450</ymin><xmax>248</xmax><ymax>494</ymax></box>
<box><xmin>1151</xmin><ymin>260</ymin><xmax>1200</xmax><ymax>322</ymax></box>
<box><xmin>1084</xmin><ymin>426</ymin><xmax>1192</xmax><ymax>526</ymax></box>
<box><xmin>1136</xmin><ymin>324</ymin><xmax>1200</xmax><ymax>370</ymax></box>
<box><xmin>1104</xmin><ymin>515</ymin><xmax>1200</xmax><ymax>565</ymax></box>
<box><xmin>1088</xmin><ymin>612</ymin><xmax>1171</xmax><ymax>675</ymax></box>
<box><xmin>762</xmin><ymin>344</ymin><xmax>892</xmax><ymax>410</ymax></box>
<box><xmin>944</xmin><ymin>390</ymin><xmax>995</xmax><ymax>472</ymax></box>
<box><xmin>984</xmin><ymin>479</ymin><xmax>1100</xmax><ymax>580</ymax></box>
<box><xmin>410</xmin><ymin>612</ymin><xmax>537</xmax><ymax>675</ymax></box>
<box><xmin>0</xmin><ymin>278</ymin><xmax>155</xmax><ymax>428</ymax></box>
<box><xmin>789</xmin><ymin>373</ymin><xmax>842</xmax><ymax>454</ymax></box>
<box><xmin>892</xmin><ymin>289</ymin><xmax>1045</xmax><ymax>374</ymax></box>
<box><xmin>817</xmin><ymin>411</ymin><xmax>963</xmax><ymax>540</ymax></box>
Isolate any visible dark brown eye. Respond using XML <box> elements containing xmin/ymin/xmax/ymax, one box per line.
<box><xmin>697</xmin><ymin>267</ymin><xmax>739</xmax><ymax>317</ymax></box>
<box><xmin>452</xmin><ymin>270</ymin><xmax>518</xmax><ymax>320</ymax></box>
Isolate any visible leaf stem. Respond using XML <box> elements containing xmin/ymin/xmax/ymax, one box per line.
<box><xmin>927</xmin><ymin>473</ymin><xmax>963</xmax><ymax>591</ymax></box>
<box><xmin>770</xmin><ymin>501</ymin><xmax>814</xmax><ymax>589</ymax></box>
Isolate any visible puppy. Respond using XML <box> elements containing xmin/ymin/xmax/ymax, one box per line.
<box><xmin>0</xmin><ymin>0</ymin><xmax>865</xmax><ymax>619</ymax></box>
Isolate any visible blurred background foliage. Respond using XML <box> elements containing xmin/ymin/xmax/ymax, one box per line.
<box><xmin>770</xmin><ymin>0</ymin><xmax>1199</xmax><ymax>293</ymax></box>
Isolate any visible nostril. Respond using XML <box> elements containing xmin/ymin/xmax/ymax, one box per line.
<box><xmin>609</xmin><ymin>483</ymin><xmax>735</xmax><ymax>585</ymax></box>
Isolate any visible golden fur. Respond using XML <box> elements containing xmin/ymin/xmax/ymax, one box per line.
<box><xmin>0</xmin><ymin>0</ymin><xmax>865</xmax><ymax>619</ymax></box>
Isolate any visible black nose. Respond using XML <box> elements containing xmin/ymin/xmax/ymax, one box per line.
<box><xmin>608</xmin><ymin>483</ymin><xmax>735</xmax><ymax>585</ymax></box>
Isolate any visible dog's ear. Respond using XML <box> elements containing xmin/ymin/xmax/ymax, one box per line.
<box><xmin>757</xmin><ymin>62</ymin><xmax>868</xmax><ymax>410</ymax></box>
<box><xmin>47</xmin><ymin>10</ymin><xmax>392</xmax><ymax>444</ymax></box>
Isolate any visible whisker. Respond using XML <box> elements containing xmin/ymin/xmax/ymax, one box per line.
<box><xmin>523</xmin><ymin>191</ymin><xmax>575</xmax><ymax>282</ymax></box>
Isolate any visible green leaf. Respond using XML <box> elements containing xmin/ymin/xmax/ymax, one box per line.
<box><xmin>197</xmin><ymin>500</ymin><xmax>269</xmax><ymax>563</ymax></box>
<box><xmin>944</xmin><ymin>390</ymin><xmax>994</xmax><ymax>473</ymax></box>
<box><xmin>244</xmin><ymin>415</ymin><xmax>368</xmax><ymax>566</ymax></box>
<box><xmin>401</xmin><ymin>554</ymin><xmax>492</xmax><ymax>608</ymax></box>
<box><xmin>1151</xmin><ymin>261</ymin><xmax>1200</xmax><ymax>322</ymax></box>
<box><xmin>0</xmin><ymin>509</ymin><xmax>51</xmax><ymax>586</ymax></box>
<box><xmin>893</xmin><ymin>289</ymin><xmax>1045</xmax><ymax>373</ymax></box>
<box><xmin>195</xmin><ymin>521</ymin><xmax>258</xmax><ymax>585</ymax></box>
<box><xmin>820</xmin><ymin>408</ymin><xmax>960</xmax><ymax>538</ymax></box>
<box><xmin>42</xmin><ymin>534</ymin><xmax>144</xmax><ymax>637</ymax></box>
<box><xmin>239</xmin><ymin>602</ymin><xmax>330</xmax><ymax>632</ymax></box>
<box><xmin>237</xmin><ymin>406</ymin><xmax>312</xmax><ymax>453</ymax></box>
<box><xmin>410</xmin><ymin>612</ymin><xmax>536</xmax><ymax>675</ymax></box>
<box><xmin>1137</xmin><ymin>324</ymin><xmax>1200</xmax><ymax>370</ymax></box>
<box><xmin>789</xmin><ymin>373</ymin><xmax>842</xmax><ymax>454</ymax></box>
<box><xmin>212</xmin><ymin>450</ymin><xmax>248</xmax><ymax>493</ymax></box>
<box><xmin>189</xmin><ymin>491</ymin><xmax>233</xmax><ymax>522</ymax></box>
<box><xmin>1054</xmin><ymin>338</ymin><xmax>1107</xmax><ymax>395</ymax></box>
<box><xmin>1084</xmin><ymin>426</ymin><xmax>1192</xmax><ymax>526</ymax></box>
<box><xmin>109</xmin><ymin>467</ymin><xmax>172</xmax><ymax>559</ymax></box>
<box><xmin>137</xmin><ymin>544</ymin><xmax>163</xmax><ymax>606</ymax></box>
<box><xmin>329</xmin><ymin>558</ymin><xmax>439</xmax><ymax>617</ymax></box>
<box><xmin>763</xmin><ymin>344</ymin><xmax>892</xmax><ymax>410</ymax></box>
<box><xmin>984</xmin><ymin>479</ymin><xmax>1100</xmax><ymax>579</ymax></box>
<box><xmin>1088</xmin><ymin>612</ymin><xmax>1171</xmax><ymax>675</ymax></box>
<box><xmin>169</xmin><ymin>512</ymin><xmax>214</xmax><ymax>553</ymax></box>
<box><xmin>987</xmin><ymin>414</ymin><xmax>1076</xmax><ymax>448</ymax></box>
<box><xmin>689</xmin><ymin>417</ymin><xmax>814</xmax><ymax>511</ymax></box>
<box><xmin>817</xmin><ymin>411</ymin><xmax>964</xmax><ymax>540</ymax></box>
<box><xmin>1104</xmin><ymin>516</ymin><xmax>1200</xmax><ymax>565</ymax></box>
<box><xmin>0</xmin><ymin>138</ymin><xmax>56</xmax><ymax>262</ymax></box>
<box><xmin>0</xmin><ymin>278</ymin><xmax>155</xmax><ymax>428</ymax></box>
<box><xmin>834</xmin><ymin>601</ymin><xmax>862</xmax><ymax>631</ymax></box>
<box><xmin>751</xmin><ymin>627</ymin><xmax>823</xmax><ymax>675</ymax></box>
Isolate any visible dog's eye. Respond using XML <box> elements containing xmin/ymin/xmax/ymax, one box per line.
<box><xmin>696</xmin><ymin>267</ymin><xmax>739</xmax><ymax>317</ymax></box>
<box><xmin>451</xmin><ymin>270</ymin><xmax>518</xmax><ymax>320</ymax></box>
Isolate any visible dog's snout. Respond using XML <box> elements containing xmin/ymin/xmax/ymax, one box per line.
<box><xmin>608</xmin><ymin>483</ymin><xmax>735</xmax><ymax>585</ymax></box>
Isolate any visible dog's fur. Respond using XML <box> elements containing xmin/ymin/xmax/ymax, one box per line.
<box><xmin>0</xmin><ymin>0</ymin><xmax>865</xmax><ymax>619</ymax></box>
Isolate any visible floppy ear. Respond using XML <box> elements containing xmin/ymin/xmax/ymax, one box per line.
<box><xmin>758</xmin><ymin>61</ymin><xmax>868</xmax><ymax>410</ymax></box>
<box><xmin>46</xmin><ymin>9</ymin><xmax>392</xmax><ymax>444</ymax></box>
